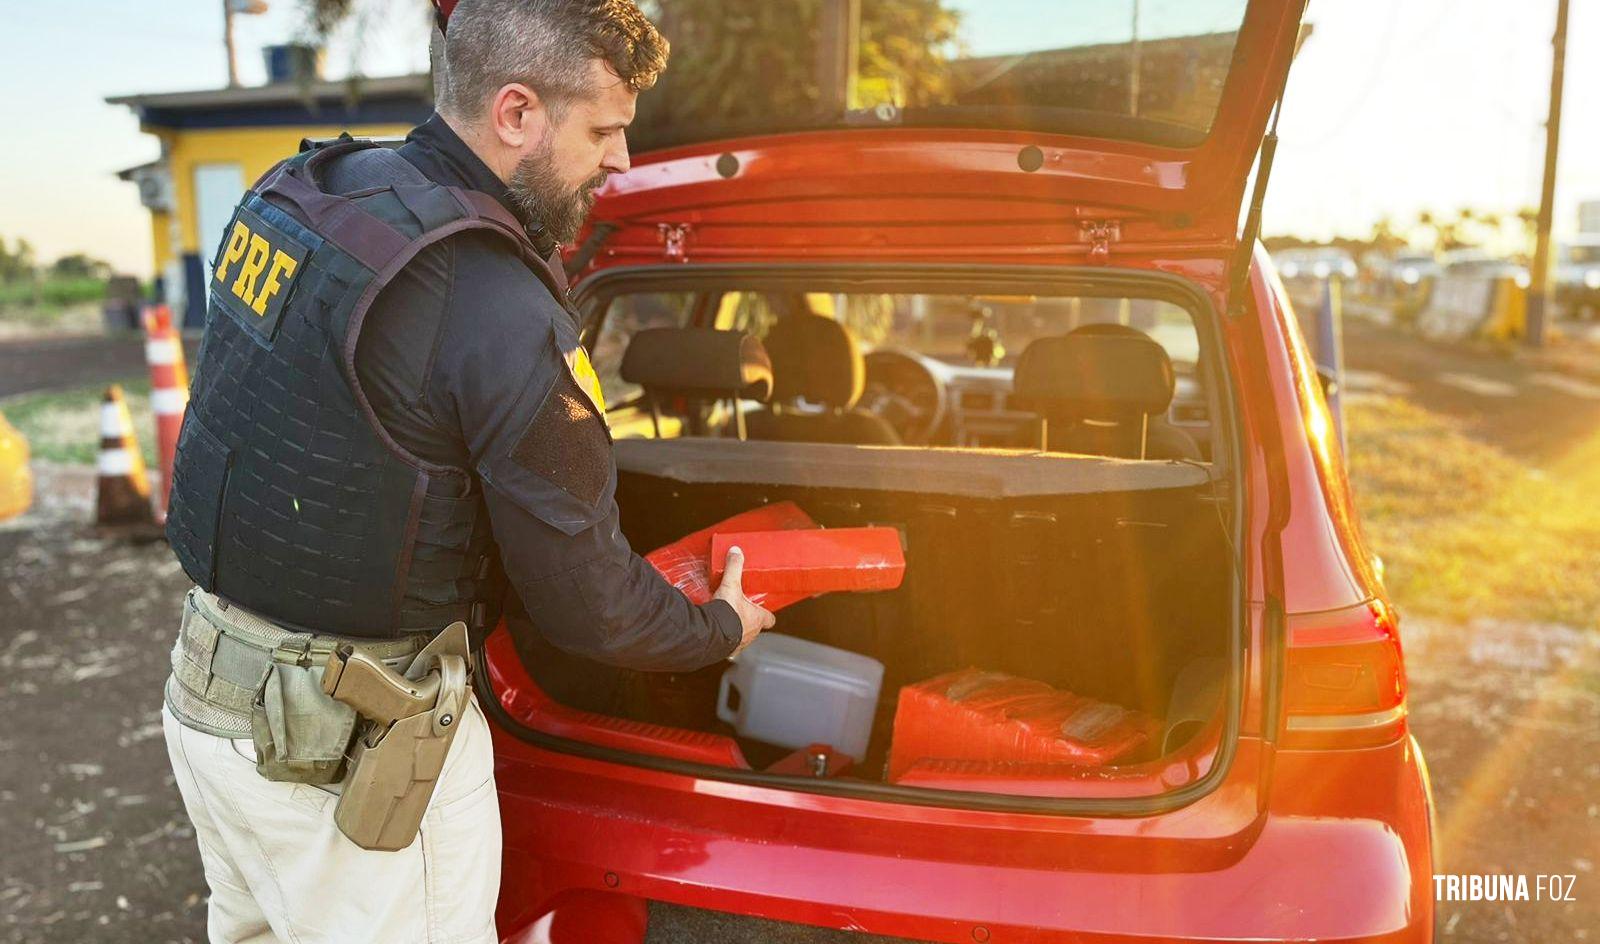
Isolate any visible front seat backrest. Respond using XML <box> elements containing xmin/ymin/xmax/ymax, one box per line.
<box><xmin>1012</xmin><ymin>325</ymin><xmax>1200</xmax><ymax>460</ymax></box>
<box><xmin>746</xmin><ymin>315</ymin><xmax>900</xmax><ymax>445</ymax></box>
<box><xmin>620</xmin><ymin>327</ymin><xmax>772</xmax><ymax>438</ymax></box>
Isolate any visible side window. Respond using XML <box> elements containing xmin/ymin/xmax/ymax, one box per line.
<box><xmin>591</xmin><ymin>293</ymin><xmax>694</xmax><ymax>405</ymax></box>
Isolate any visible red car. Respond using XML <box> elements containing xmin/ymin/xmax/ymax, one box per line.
<box><xmin>478</xmin><ymin>1</ymin><xmax>1435</xmax><ymax>940</ymax></box>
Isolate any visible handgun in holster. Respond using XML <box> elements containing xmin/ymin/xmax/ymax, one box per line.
<box><xmin>320</xmin><ymin>621</ymin><xmax>471</xmax><ymax>851</ymax></box>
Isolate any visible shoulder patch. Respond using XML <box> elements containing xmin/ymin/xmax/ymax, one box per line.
<box><xmin>510</xmin><ymin>365</ymin><xmax>612</xmax><ymax>508</ymax></box>
<box><xmin>209</xmin><ymin>206</ymin><xmax>309</xmax><ymax>342</ymax></box>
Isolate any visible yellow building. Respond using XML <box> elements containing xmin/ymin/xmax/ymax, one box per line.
<box><xmin>109</xmin><ymin>73</ymin><xmax>432</xmax><ymax>328</ymax></box>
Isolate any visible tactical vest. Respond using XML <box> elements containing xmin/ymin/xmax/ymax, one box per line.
<box><xmin>166</xmin><ymin>139</ymin><xmax>566</xmax><ymax>639</ymax></box>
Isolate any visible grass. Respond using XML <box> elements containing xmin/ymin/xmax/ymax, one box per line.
<box><xmin>0</xmin><ymin>277</ymin><xmax>106</xmax><ymax>309</ymax></box>
<box><xmin>1346</xmin><ymin>394</ymin><xmax>1600</xmax><ymax>628</ymax></box>
<box><xmin>0</xmin><ymin>377</ymin><xmax>158</xmax><ymax>468</ymax></box>
<box><xmin>0</xmin><ymin>278</ymin><xmax>113</xmax><ymax>337</ymax></box>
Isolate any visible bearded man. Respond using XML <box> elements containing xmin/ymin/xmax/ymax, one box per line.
<box><xmin>157</xmin><ymin>1</ymin><xmax>773</xmax><ymax>940</ymax></box>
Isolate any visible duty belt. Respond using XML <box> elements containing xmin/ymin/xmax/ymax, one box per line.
<box><xmin>165</xmin><ymin>588</ymin><xmax>431</xmax><ymax>738</ymax></box>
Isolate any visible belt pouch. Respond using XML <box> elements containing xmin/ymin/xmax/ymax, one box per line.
<box><xmin>251</xmin><ymin>656</ymin><xmax>359</xmax><ymax>785</ymax></box>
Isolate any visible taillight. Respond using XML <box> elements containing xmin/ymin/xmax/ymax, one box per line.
<box><xmin>1282</xmin><ymin>599</ymin><xmax>1407</xmax><ymax>748</ymax></box>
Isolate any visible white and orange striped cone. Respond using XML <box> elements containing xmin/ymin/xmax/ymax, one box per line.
<box><xmin>142</xmin><ymin>304</ymin><xmax>189</xmax><ymax>523</ymax></box>
<box><xmin>96</xmin><ymin>384</ymin><xmax>157</xmax><ymax>534</ymax></box>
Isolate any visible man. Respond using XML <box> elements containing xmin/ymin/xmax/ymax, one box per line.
<box><xmin>159</xmin><ymin>1</ymin><xmax>774</xmax><ymax>940</ymax></box>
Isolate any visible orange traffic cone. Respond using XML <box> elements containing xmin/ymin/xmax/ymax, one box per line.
<box><xmin>96</xmin><ymin>384</ymin><xmax>157</xmax><ymax>535</ymax></box>
<box><xmin>142</xmin><ymin>304</ymin><xmax>189</xmax><ymax>523</ymax></box>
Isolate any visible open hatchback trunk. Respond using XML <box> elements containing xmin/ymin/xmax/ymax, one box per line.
<box><xmin>479</xmin><ymin>0</ymin><xmax>1310</xmax><ymax>813</ymax></box>
<box><xmin>481</xmin><ymin>265</ymin><xmax>1246</xmax><ymax>810</ymax></box>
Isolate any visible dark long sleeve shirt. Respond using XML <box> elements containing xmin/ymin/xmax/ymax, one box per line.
<box><xmin>348</xmin><ymin>113</ymin><xmax>740</xmax><ymax>671</ymax></box>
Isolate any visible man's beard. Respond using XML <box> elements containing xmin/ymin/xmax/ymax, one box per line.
<box><xmin>508</xmin><ymin>140</ymin><xmax>607</xmax><ymax>245</ymax></box>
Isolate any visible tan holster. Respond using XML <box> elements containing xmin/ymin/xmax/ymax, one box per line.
<box><xmin>321</xmin><ymin>621</ymin><xmax>472</xmax><ymax>851</ymax></box>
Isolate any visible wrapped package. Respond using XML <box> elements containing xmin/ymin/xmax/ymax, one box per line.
<box><xmin>707</xmin><ymin>527</ymin><xmax>905</xmax><ymax>596</ymax></box>
<box><xmin>888</xmin><ymin>669</ymin><xmax>1159</xmax><ymax>781</ymax></box>
<box><xmin>644</xmin><ymin>501</ymin><xmax>819</xmax><ymax>612</ymax></box>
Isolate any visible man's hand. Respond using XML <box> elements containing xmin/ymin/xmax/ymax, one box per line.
<box><xmin>712</xmin><ymin>545</ymin><xmax>775</xmax><ymax>655</ymax></box>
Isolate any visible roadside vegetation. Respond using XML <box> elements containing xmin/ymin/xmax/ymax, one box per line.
<box><xmin>0</xmin><ymin>236</ymin><xmax>117</xmax><ymax>335</ymax></box>
<box><xmin>0</xmin><ymin>377</ymin><xmax>157</xmax><ymax>468</ymax></box>
<box><xmin>1346</xmin><ymin>393</ymin><xmax>1600</xmax><ymax>629</ymax></box>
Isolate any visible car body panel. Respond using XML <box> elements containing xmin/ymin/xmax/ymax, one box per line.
<box><xmin>490</xmin><ymin>717</ymin><xmax>1431</xmax><ymax>944</ymax></box>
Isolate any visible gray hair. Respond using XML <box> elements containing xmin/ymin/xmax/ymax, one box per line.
<box><xmin>438</xmin><ymin>0</ymin><xmax>669</xmax><ymax>125</ymax></box>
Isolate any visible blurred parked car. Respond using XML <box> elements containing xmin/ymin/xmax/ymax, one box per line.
<box><xmin>1440</xmin><ymin>247</ymin><xmax>1529</xmax><ymax>287</ymax></box>
<box><xmin>1271</xmin><ymin>246</ymin><xmax>1358</xmax><ymax>281</ymax></box>
<box><xmin>1389</xmin><ymin>250</ymin><xmax>1442</xmax><ymax>289</ymax></box>
<box><xmin>1554</xmin><ymin>236</ymin><xmax>1600</xmax><ymax>320</ymax></box>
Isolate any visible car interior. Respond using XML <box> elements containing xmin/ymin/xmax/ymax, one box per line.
<box><xmin>502</xmin><ymin>279</ymin><xmax>1237</xmax><ymax>797</ymax></box>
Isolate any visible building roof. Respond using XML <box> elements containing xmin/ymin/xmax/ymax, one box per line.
<box><xmin>107</xmin><ymin>74</ymin><xmax>433</xmax><ymax>130</ymax></box>
<box><xmin>115</xmin><ymin>160</ymin><xmax>164</xmax><ymax>182</ymax></box>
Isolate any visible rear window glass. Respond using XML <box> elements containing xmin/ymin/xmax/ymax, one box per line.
<box><xmin>594</xmin><ymin>290</ymin><xmax>1197</xmax><ymax>406</ymax></box>
<box><xmin>633</xmin><ymin>0</ymin><xmax>1250</xmax><ymax>151</ymax></box>
<box><xmin>588</xmin><ymin>285</ymin><xmax>1208</xmax><ymax>459</ymax></box>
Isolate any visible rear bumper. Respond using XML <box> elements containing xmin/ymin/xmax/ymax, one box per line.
<box><xmin>491</xmin><ymin>729</ymin><xmax>1434</xmax><ymax>944</ymax></box>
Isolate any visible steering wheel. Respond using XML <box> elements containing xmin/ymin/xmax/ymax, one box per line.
<box><xmin>860</xmin><ymin>349</ymin><xmax>947</xmax><ymax>444</ymax></box>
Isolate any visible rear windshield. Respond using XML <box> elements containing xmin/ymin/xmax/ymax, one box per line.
<box><xmin>589</xmin><ymin>285</ymin><xmax>1210</xmax><ymax>458</ymax></box>
<box><xmin>632</xmin><ymin>0</ymin><xmax>1251</xmax><ymax>151</ymax></box>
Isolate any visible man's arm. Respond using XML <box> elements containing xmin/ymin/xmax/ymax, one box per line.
<box><xmin>427</xmin><ymin>237</ymin><xmax>768</xmax><ymax>671</ymax></box>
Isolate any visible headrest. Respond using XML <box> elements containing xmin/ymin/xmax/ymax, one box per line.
<box><xmin>620</xmin><ymin>328</ymin><xmax>773</xmax><ymax>402</ymax></box>
<box><xmin>1012</xmin><ymin>325</ymin><xmax>1175</xmax><ymax>419</ymax></box>
<box><xmin>764</xmin><ymin>315</ymin><xmax>865</xmax><ymax>409</ymax></box>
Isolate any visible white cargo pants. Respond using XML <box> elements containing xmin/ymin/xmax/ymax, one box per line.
<box><xmin>161</xmin><ymin>693</ymin><xmax>501</xmax><ymax>944</ymax></box>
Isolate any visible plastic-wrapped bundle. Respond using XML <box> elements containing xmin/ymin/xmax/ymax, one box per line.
<box><xmin>707</xmin><ymin>527</ymin><xmax>905</xmax><ymax>596</ymax></box>
<box><xmin>888</xmin><ymin>669</ymin><xmax>1159</xmax><ymax>781</ymax></box>
<box><xmin>644</xmin><ymin>501</ymin><xmax>818</xmax><ymax>612</ymax></box>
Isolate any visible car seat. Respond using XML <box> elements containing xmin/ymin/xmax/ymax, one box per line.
<box><xmin>745</xmin><ymin>315</ymin><xmax>901</xmax><ymax>445</ymax></box>
<box><xmin>619</xmin><ymin>327</ymin><xmax>773</xmax><ymax>439</ymax></box>
<box><xmin>1012</xmin><ymin>324</ymin><xmax>1202</xmax><ymax>460</ymax></box>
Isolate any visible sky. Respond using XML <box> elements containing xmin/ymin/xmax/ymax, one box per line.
<box><xmin>1</xmin><ymin>0</ymin><xmax>1596</xmax><ymax>277</ymax></box>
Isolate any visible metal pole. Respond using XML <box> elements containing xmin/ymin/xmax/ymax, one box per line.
<box><xmin>224</xmin><ymin>0</ymin><xmax>240</xmax><ymax>87</ymax></box>
<box><xmin>1317</xmin><ymin>275</ymin><xmax>1346</xmax><ymax>454</ymax></box>
<box><xmin>1129</xmin><ymin>0</ymin><xmax>1142</xmax><ymax>117</ymax></box>
<box><xmin>1526</xmin><ymin>0</ymin><xmax>1569</xmax><ymax>348</ymax></box>
<box><xmin>816</xmin><ymin>0</ymin><xmax>861</xmax><ymax>117</ymax></box>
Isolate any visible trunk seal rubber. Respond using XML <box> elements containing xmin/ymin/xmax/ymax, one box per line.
<box><xmin>475</xmin><ymin>262</ymin><xmax>1251</xmax><ymax>817</ymax></box>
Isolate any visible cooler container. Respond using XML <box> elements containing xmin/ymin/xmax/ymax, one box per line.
<box><xmin>888</xmin><ymin>668</ymin><xmax>1159</xmax><ymax>781</ymax></box>
<box><xmin>717</xmin><ymin>633</ymin><xmax>884</xmax><ymax>762</ymax></box>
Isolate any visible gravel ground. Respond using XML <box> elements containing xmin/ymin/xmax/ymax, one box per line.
<box><xmin>0</xmin><ymin>464</ymin><xmax>204</xmax><ymax>943</ymax></box>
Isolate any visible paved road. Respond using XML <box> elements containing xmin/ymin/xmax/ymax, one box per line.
<box><xmin>0</xmin><ymin>335</ymin><xmax>201</xmax><ymax>399</ymax></box>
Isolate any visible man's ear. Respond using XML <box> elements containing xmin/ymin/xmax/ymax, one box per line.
<box><xmin>488</xmin><ymin>82</ymin><xmax>548</xmax><ymax>149</ymax></box>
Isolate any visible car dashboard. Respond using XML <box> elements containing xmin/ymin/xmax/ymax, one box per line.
<box><xmin>863</xmin><ymin>352</ymin><xmax>1213</xmax><ymax>459</ymax></box>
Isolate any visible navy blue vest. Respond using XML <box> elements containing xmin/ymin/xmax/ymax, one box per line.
<box><xmin>166</xmin><ymin>140</ymin><xmax>562</xmax><ymax>638</ymax></box>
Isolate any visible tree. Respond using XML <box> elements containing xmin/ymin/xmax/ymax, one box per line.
<box><xmin>641</xmin><ymin>0</ymin><xmax>961</xmax><ymax>127</ymax></box>
<box><xmin>48</xmin><ymin>253</ymin><xmax>112</xmax><ymax>281</ymax></box>
<box><xmin>303</xmin><ymin>0</ymin><xmax>962</xmax><ymax>135</ymax></box>
<box><xmin>1367</xmin><ymin>215</ymin><xmax>1404</xmax><ymax>253</ymax></box>
<box><xmin>0</xmin><ymin>237</ymin><xmax>37</xmax><ymax>284</ymax></box>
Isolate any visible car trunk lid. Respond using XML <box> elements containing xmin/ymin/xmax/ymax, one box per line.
<box><xmin>577</xmin><ymin>0</ymin><xmax>1308</xmax><ymax>268</ymax></box>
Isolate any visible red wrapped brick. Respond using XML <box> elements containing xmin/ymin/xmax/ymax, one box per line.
<box><xmin>644</xmin><ymin>501</ymin><xmax>819</xmax><ymax>612</ymax></box>
<box><xmin>887</xmin><ymin>669</ymin><xmax>1158</xmax><ymax>781</ymax></box>
<box><xmin>707</xmin><ymin>527</ymin><xmax>905</xmax><ymax>597</ymax></box>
